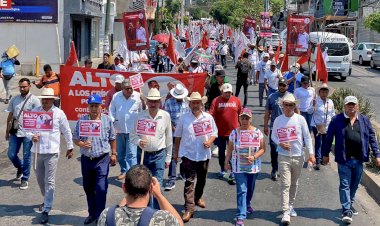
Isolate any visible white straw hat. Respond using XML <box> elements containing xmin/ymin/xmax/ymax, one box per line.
<box><xmin>37</xmin><ymin>88</ymin><xmax>59</xmax><ymax>99</ymax></box>
<box><xmin>142</xmin><ymin>88</ymin><xmax>163</xmax><ymax>101</ymax></box>
<box><xmin>170</xmin><ymin>84</ymin><xmax>189</xmax><ymax>99</ymax></box>
<box><xmin>185</xmin><ymin>92</ymin><xmax>208</xmax><ymax>104</ymax></box>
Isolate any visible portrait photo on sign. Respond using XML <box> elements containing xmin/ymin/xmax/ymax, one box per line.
<box><xmin>286</xmin><ymin>15</ymin><xmax>313</xmax><ymax>56</ymax></box>
<box><xmin>123</xmin><ymin>10</ymin><xmax>149</xmax><ymax>51</ymax></box>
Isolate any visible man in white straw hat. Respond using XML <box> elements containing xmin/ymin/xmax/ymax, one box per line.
<box><xmin>310</xmin><ymin>83</ymin><xmax>335</xmax><ymax>170</ymax></box>
<box><xmin>271</xmin><ymin>93</ymin><xmax>315</xmax><ymax>225</ymax></box>
<box><xmin>322</xmin><ymin>95</ymin><xmax>380</xmax><ymax>224</ymax></box>
<box><xmin>173</xmin><ymin>92</ymin><xmax>217</xmax><ymax>222</ymax></box>
<box><xmin>28</xmin><ymin>88</ymin><xmax>74</xmax><ymax>224</ymax></box>
<box><xmin>130</xmin><ymin>88</ymin><xmax>172</xmax><ymax>208</ymax></box>
<box><xmin>109</xmin><ymin>78</ymin><xmax>143</xmax><ymax>180</ymax></box>
<box><xmin>163</xmin><ymin>84</ymin><xmax>190</xmax><ymax>191</ymax></box>
<box><xmin>105</xmin><ymin>74</ymin><xmax>124</xmax><ymax>109</ymax></box>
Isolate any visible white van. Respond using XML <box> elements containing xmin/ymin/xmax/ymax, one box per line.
<box><xmin>302</xmin><ymin>32</ymin><xmax>352</xmax><ymax>81</ymax></box>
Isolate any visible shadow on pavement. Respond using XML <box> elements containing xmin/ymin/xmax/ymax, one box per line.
<box><xmin>0</xmin><ymin>204</ymin><xmax>40</xmax><ymax>215</ymax></box>
<box><xmin>0</xmin><ymin>178</ymin><xmax>20</xmax><ymax>188</ymax></box>
<box><xmin>31</xmin><ymin>213</ymin><xmax>88</xmax><ymax>225</ymax></box>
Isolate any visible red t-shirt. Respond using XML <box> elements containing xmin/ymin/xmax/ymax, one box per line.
<box><xmin>209</xmin><ymin>96</ymin><xmax>242</xmax><ymax>137</ymax></box>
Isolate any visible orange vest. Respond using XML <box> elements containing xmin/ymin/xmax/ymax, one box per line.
<box><xmin>39</xmin><ymin>73</ymin><xmax>60</xmax><ymax>96</ymax></box>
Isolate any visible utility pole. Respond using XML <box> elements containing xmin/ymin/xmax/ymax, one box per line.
<box><xmin>104</xmin><ymin>0</ymin><xmax>111</xmax><ymax>54</ymax></box>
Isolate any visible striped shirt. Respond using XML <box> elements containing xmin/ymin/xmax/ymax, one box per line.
<box><xmin>73</xmin><ymin>114</ymin><xmax>116</xmax><ymax>158</ymax></box>
<box><xmin>164</xmin><ymin>98</ymin><xmax>190</xmax><ymax>126</ymax></box>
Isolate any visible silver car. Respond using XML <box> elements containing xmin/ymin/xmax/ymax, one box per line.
<box><xmin>370</xmin><ymin>48</ymin><xmax>380</xmax><ymax>69</ymax></box>
<box><xmin>352</xmin><ymin>43</ymin><xmax>380</xmax><ymax>65</ymax></box>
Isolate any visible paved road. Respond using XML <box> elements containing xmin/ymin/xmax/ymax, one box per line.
<box><xmin>0</xmin><ymin>62</ymin><xmax>380</xmax><ymax>226</ymax></box>
<box><xmin>326</xmin><ymin>63</ymin><xmax>380</xmax><ymax>120</ymax></box>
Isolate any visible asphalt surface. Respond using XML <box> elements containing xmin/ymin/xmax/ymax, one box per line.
<box><xmin>0</xmin><ymin>61</ymin><xmax>380</xmax><ymax>226</ymax></box>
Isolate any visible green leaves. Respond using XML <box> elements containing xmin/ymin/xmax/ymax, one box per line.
<box><xmin>364</xmin><ymin>12</ymin><xmax>380</xmax><ymax>34</ymax></box>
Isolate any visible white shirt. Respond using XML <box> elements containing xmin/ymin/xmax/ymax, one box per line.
<box><xmin>294</xmin><ymin>87</ymin><xmax>315</xmax><ymax>112</ymax></box>
<box><xmin>130</xmin><ymin>109</ymin><xmax>173</xmax><ymax>163</ymax></box>
<box><xmin>297</xmin><ymin>32</ymin><xmax>309</xmax><ymax>49</ymax></box>
<box><xmin>311</xmin><ymin>97</ymin><xmax>335</xmax><ymax>127</ymax></box>
<box><xmin>109</xmin><ymin>91</ymin><xmax>142</xmax><ymax>134</ymax></box>
<box><xmin>174</xmin><ymin>112</ymin><xmax>218</xmax><ymax>161</ymax></box>
<box><xmin>247</xmin><ymin>49</ymin><xmax>259</xmax><ymax>67</ymax></box>
<box><xmin>136</xmin><ymin>26</ymin><xmax>147</xmax><ymax>42</ymax></box>
<box><xmin>115</xmin><ymin>63</ymin><xmax>127</xmax><ymax>72</ymax></box>
<box><xmin>265</xmin><ymin>69</ymin><xmax>282</xmax><ymax>90</ymax></box>
<box><xmin>256</xmin><ymin>60</ymin><xmax>271</xmax><ymax>83</ymax></box>
<box><xmin>130</xmin><ymin>52</ymin><xmax>141</xmax><ymax>71</ymax></box>
<box><xmin>28</xmin><ymin>106</ymin><xmax>73</xmax><ymax>154</ymax></box>
<box><xmin>7</xmin><ymin>93</ymin><xmax>41</xmax><ymax>137</ymax></box>
<box><xmin>271</xmin><ymin>113</ymin><xmax>314</xmax><ymax>157</ymax></box>
<box><xmin>219</xmin><ymin>44</ymin><xmax>229</xmax><ymax>55</ymax></box>
<box><xmin>190</xmin><ymin>66</ymin><xmax>204</xmax><ymax>73</ymax></box>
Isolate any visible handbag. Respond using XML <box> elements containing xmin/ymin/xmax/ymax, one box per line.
<box><xmin>7</xmin><ymin>94</ymin><xmax>32</xmax><ymax>135</ymax></box>
<box><xmin>315</xmin><ymin>100</ymin><xmax>329</xmax><ymax>135</ymax></box>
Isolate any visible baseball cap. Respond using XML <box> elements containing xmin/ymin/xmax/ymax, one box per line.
<box><xmin>270</xmin><ymin>61</ymin><xmax>277</xmax><ymax>66</ymax></box>
<box><xmin>115</xmin><ymin>75</ymin><xmax>124</xmax><ymax>84</ymax></box>
<box><xmin>221</xmin><ymin>83</ymin><xmax>233</xmax><ymax>93</ymax></box>
<box><xmin>301</xmin><ymin>76</ymin><xmax>310</xmax><ymax>83</ymax></box>
<box><xmin>278</xmin><ymin>78</ymin><xmax>287</xmax><ymax>85</ymax></box>
<box><xmin>215</xmin><ymin>69</ymin><xmax>226</xmax><ymax>76</ymax></box>
<box><xmin>239</xmin><ymin>108</ymin><xmax>252</xmax><ymax>118</ymax></box>
<box><xmin>87</xmin><ymin>94</ymin><xmax>102</xmax><ymax>104</ymax></box>
<box><xmin>344</xmin><ymin>96</ymin><xmax>358</xmax><ymax>105</ymax></box>
<box><xmin>263</xmin><ymin>53</ymin><xmax>270</xmax><ymax>58</ymax></box>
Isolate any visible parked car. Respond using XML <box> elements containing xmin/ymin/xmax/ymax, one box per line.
<box><xmin>352</xmin><ymin>42</ymin><xmax>380</xmax><ymax>65</ymax></box>
<box><xmin>370</xmin><ymin>48</ymin><xmax>380</xmax><ymax>69</ymax></box>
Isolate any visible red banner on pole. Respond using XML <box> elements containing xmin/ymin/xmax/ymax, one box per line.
<box><xmin>286</xmin><ymin>15</ymin><xmax>313</xmax><ymax>56</ymax></box>
<box><xmin>259</xmin><ymin>12</ymin><xmax>272</xmax><ymax>37</ymax></box>
<box><xmin>59</xmin><ymin>66</ymin><xmax>208</xmax><ymax>120</ymax></box>
<box><xmin>243</xmin><ymin>17</ymin><xmax>257</xmax><ymax>40</ymax></box>
<box><xmin>123</xmin><ymin>10</ymin><xmax>149</xmax><ymax>51</ymax></box>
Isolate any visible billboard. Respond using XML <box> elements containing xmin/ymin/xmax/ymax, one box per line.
<box><xmin>243</xmin><ymin>17</ymin><xmax>257</xmax><ymax>40</ymax></box>
<box><xmin>0</xmin><ymin>0</ymin><xmax>58</xmax><ymax>23</ymax></box>
<box><xmin>123</xmin><ymin>10</ymin><xmax>149</xmax><ymax>51</ymax></box>
<box><xmin>259</xmin><ymin>12</ymin><xmax>272</xmax><ymax>37</ymax></box>
<box><xmin>286</xmin><ymin>15</ymin><xmax>313</xmax><ymax>56</ymax></box>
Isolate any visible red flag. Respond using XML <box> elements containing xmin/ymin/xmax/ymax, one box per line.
<box><xmin>274</xmin><ymin>41</ymin><xmax>281</xmax><ymax>62</ymax></box>
<box><xmin>297</xmin><ymin>48</ymin><xmax>311</xmax><ymax>66</ymax></box>
<box><xmin>176</xmin><ymin>27</ymin><xmax>180</xmax><ymax>36</ymax></box>
<box><xmin>228</xmin><ymin>28</ymin><xmax>233</xmax><ymax>37</ymax></box>
<box><xmin>167</xmin><ymin>33</ymin><xmax>178</xmax><ymax>65</ymax></box>
<box><xmin>185</xmin><ymin>30</ymin><xmax>189</xmax><ymax>39</ymax></box>
<box><xmin>185</xmin><ymin>38</ymin><xmax>191</xmax><ymax>49</ymax></box>
<box><xmin>201</xmin><ymin>32</ymin><xmax>209</xmax><ymax>49</ymax></box>
<box><xmin>65</xmin><ymin>41</ymin><xmax>78</xmax><ymax>66</ymax></box>
<box><xmin>281</xmin><ymin>53</ymin><xmax>289</xmax><ymax>73</ymax></box>
<box><xmin>316</xmin><ymin>44</ymin><xmax>328</xmax><ymax>83</ymax></box>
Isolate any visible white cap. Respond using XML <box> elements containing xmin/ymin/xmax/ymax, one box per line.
<box><xmin>344</xmin><ymin>96</ymin><xmax>358</xmax><ymax>105</ymax></box>
<box><xmin>221</xmin><ymin>83</ymin><xmax>233</xmax><ymax>93</ymax></box>
<box><xmin>263</xmin><ymin>53</ymin><xmax>270</xmax><ymax>58</ymax></box>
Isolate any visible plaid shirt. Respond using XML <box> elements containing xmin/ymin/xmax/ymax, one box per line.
<box><xmin>164</xmin><ymin>97</ymin><xmax>190</xmax><ymax>126</ymax></box>
<box><xmin>73</xmin><ymin>114</ymin><xmax>116</xmax><ymax>158</ymax></box>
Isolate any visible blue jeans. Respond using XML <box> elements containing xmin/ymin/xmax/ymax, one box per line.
<box><xmin>116</xmin><ymin>133</ymin><xmax>137</xmax><ymax>174</ymax></box>
<box><xmin>137</xmin><ymin>148</ymin><xmax>166</xmax><ymax>209</ymax></box>
<box><xmin>312</xmin><ymin>127</ymin><xmax>326</xmax><ymax>164</ymax></box>
<box><xmin>168</xmin><ymin>139</ymin><xmax>177</xmax><ymax>183</ymax></box>
<box><xmin>269</xmin><ymin>129</ymin><xmax>278</xmax><ymax>172</ymax></box>
<box><xmin>215</xmin><ymin>136</ymin><xmax>229</xmax><ymax>172</ymax></box>
<box><xmin>235</xmin><ymin>173</ymin><xmax>258</xmax><ymax>220</ymax></box>
<box><xmin>300</xmin><ymin>111</ymin><xmax>312</xmax><ymax>131</ymax></box>
<box><xmin>7</xmin><ymin>134</ymin><xmax>32</xmax><ymax>181</ymax></box>
<box><xmin>337</xmin><ymin>159</ymin><xmax>363</xmax><ymax>214</ymax></box>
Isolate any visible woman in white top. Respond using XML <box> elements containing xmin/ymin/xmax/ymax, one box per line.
<box><xmin>311</xmin><ymin>84</ymin><xmax>335</xmax><ymax>170</ymax></box>
<box><xmin>225</xmin><ymin>108</ymin><xmax>266</xmax><ymax>226</ymax></box>
<box><xmin>294</xmin><ymin>76</ymin><xmax>315</xmax><ymax>131</ymax></box>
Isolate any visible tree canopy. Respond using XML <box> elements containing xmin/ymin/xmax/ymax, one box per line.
<box><xmin>364</xmin><ymin>12</ymin><xmax>380</xmax><ymax>34</ymax></box>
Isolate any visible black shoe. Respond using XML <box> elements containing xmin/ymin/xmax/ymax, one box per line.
<box><xmin>84</xmin><ymin>216</ymin><xmax>97</xmax><ymax>225</ymax></box>
<box><xmin>164</xmin><ymin>181</ymin><xmax>176</xmax><ymax>191</ymax></box>
<box><xmin>38</xmin><ymin>203</ymin><xmax>44</xmax><ymax>212</ymax></box>
<box><xmin>4</xmin><ymin>99</ymin><xmax>9</xmax><ymax>104</ymax></box>
<box><xmin>314</xmin><ymin>163</ymin><xmax>321</xmax><ymax>170</ymax></box>
<box><xmin>342</xmin><ymin>211</ymin><xmax>352</xmax><ymax>224</ymax></box>
<box><xmin>351</xmin><ymin>206</ymin><xmax>358</xmax><ymax>216</ymax></box>
<box><xmin>20</xmin><ymin>180</ymin><xmax>28</xmax><ymax>190</ymax></box>
<box><xmin>40</xmin><ymin>211</ymin><xmax>49</xmax><ymax>224</ymax></box>
<box><xmin>16</xmin><ymin>168</ymin><xmax>22</xmax><ymax>180</ymax></box>
<box><xmin>271</xmin><ymin>171</ymin><xmax>278</xmax><ymax>181</ymax></box>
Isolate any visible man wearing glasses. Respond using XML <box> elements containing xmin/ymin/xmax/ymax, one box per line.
<box><xmin>322</xmin><ymin>96</ymin><xmax>380</xmax><ymax>224</ymax></box>
<box><xmin>109</xmin><ymin>79</ymin><xmax>143</xmax><ymax>180</ymax></box>
<box><xmin>5</xmin><ymin>78</ymin><xmax>40</xmax><ymax>190</ymax></box>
